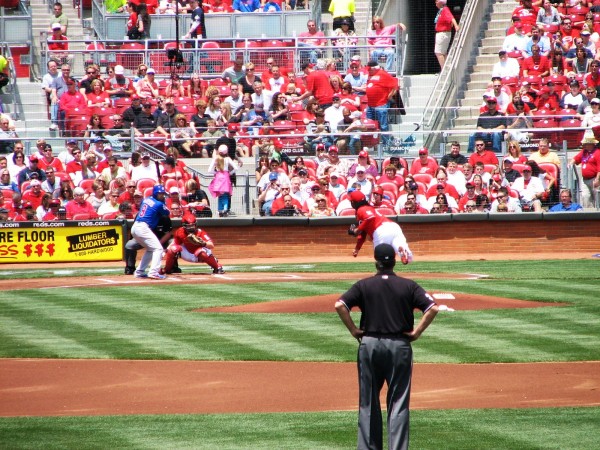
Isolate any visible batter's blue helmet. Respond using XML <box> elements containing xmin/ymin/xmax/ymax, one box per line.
<box><xmin>152</xmin><ymin>185</ymin><xmax>166</xmax><ymax>198</ymax></box>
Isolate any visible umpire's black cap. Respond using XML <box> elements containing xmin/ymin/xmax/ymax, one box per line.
<box><xmin>374</xmin><ymin>244</ymin><xmax>395</xmax><ymax>262</ymax></box>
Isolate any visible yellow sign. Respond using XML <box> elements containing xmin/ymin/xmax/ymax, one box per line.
<box><xmin>0</xmin><ymin>221</ymin><xmax>125</xmax><ymax>263</ymax></box>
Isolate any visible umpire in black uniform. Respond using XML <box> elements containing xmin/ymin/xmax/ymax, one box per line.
<box><xmin>335</xmin><ymin>243</ymin><xmax>438</xmax><ymax>450</ymax></box>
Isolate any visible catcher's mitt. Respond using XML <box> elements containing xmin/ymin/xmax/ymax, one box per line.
<box><xmin>188</xmin><ymin>234</ymin><xmax>206</xmax><ymax>247</ymax></box>
<box><xmin>347</xmin><ymin>224</ymin><xmax>357</xmax><ymax>236</ymax></box>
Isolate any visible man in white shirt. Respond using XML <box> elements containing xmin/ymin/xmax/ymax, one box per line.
<box><xmin>130</xmin><ymin>153</ymin><xmax>159</xmax><ymax>182</ymax></box>
<box><xmin>251</xmin><ymin>81</ymin><xmax>273</xmax><ymax>113</ymax></box>
<box><xmin>492</xmin><ymin>51</ymin><xmax>521</xmax><ymax>78</ymax></box>
<box><xmin>511</xmin><ymin>164</ymin><xmax>545</xmax><ymax>212</ymax></box>
<box><xmin>502</xmin><ymin>22</ymin><xmax>529</xmax><ymax>58</ymax></box>
<box><xmin>324</xmin><ymin>96</ymin><xmax>345</xmax><ymax>131</ymax></box>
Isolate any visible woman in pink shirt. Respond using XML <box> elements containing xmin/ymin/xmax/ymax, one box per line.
<box><xmin>367</xmin><ymin>16</ymin><xmax>406</xmax><ymax>72</ymax></box>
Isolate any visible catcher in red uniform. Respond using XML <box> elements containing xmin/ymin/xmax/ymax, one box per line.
<box><xmin>347</xmin><ymin>190</ymin><xmax>412</xmax><ymax>264</ymax></box>
<box><xmin>162</xmin><ymin>213</ymin><xmax>225</xmax><ymax>274</ymax></box>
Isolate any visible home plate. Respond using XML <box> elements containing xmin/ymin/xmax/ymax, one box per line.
<box><xmin>432</xmin><ymin>293</ymin><xmax>456</xmax><ymax>300</ymax></box>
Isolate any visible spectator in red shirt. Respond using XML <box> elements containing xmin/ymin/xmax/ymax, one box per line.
<box><xmin>37</xmin><ymin>144</ymin><xmax>64</xmax><ymax>173</ymax></box>
<box><xmin>469</xmin><ymin>138</ymin><xmax>500</xmax><ymax>167</ymax></box>
<box><xmin>522</xmin><ymin>44</ymin><xmax>550</xmax><ymax>77</ymax></box>
<box><xmin>58</xmin><ymin>78</ymin><xmax>87</xmax><ymax>132</ymax></box>
<box><xmin>293</xmin><ymin>60</ymin><xmax>335</xmax><ymax>109</ymax></box>
<box><xmin>65</xmin><ymin>186</ymin><xmax>99</xmax><ymax>219</ymax></box>
<box><xmin>21</xmin><ymin>179</ymin><xmax>45</xmax><ymax>210</ymax></box>
<box><xmin>570</xmin><ymin>135</ymin><xmax>600</xmax><ymax>207</ymax></box>
<box><xmin>434</xmin><ymin>0</ymin><xmax>460</xmax><ymax>69</ymax></box>
<box><xmin>410</xmin><ymin>147</ymin><xmax>438</xmax><ymax>176</ymax></box>
<box><xmin>48</xmin><ymin>23</ymin><xmax>69</xmax><ymax>62</ymax></box>
<box><xmin>365</xmin><ymin>60</ymin><xmax>397</xmax><ymax>148</ymax></box>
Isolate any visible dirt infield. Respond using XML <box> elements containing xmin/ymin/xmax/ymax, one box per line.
<box><xmin>0</xmin><ymin>269</ymin><xmax>594</xmax><ymax>418</ymax></box>
<box><xmin>1</xmin><ymin>359</ymin><xmax>599</xmax><ymax>417</ymax></box>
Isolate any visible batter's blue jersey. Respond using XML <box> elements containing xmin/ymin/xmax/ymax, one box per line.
<box><xmin>135</xmin><ymin>197</ymin><xmax>170</xmax><ymax>229</ymax></box>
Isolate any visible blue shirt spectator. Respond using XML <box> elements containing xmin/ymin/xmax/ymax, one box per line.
<box><xmin>548</xmin><ymin>190</ymin><xmax>583</xmax><ymax>212</ymax></box>
<box><xmin>233</xmin><ymin>0</ymin><xmax>260</xmax><ymax>12</ymax></box>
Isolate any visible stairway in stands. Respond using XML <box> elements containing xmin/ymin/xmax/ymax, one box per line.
<box><xmin>16</xmin><ymin>1</ymin><xmax>86</xmax><ymax>138</ymax></box>
<box><xmin>450</xmin><ymin>1</ymin><xmax>516</xmax><ymax>138</ymax></box>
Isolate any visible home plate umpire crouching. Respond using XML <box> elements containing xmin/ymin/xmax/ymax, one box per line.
<box><xmin>335</xmin><ymin>243</ymin><xmax>439</xmax><ymax>450</ymax></box>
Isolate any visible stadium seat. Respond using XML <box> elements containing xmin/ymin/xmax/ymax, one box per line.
<box><xmin>116</xmin><ymin>42</ymin><xmax>145</xmax><ymax>72</ymax></box>
<box><xmin>412</xmin><ymin>173</ymin><xmax>433</xmax><ymax>186</ymax></box>
<box><xmin>376</xmin><ymin>207</ymin><xmax>396</xmax><ymax>216</ymax></box>
<box><xmin>136</xmin><ymin>178</ymin><xmax>157</xmax><ymax>191</ymax></box>
<box><xmin>78</xmin><ymin>179</ymin><xmax>95</xmax><ymax>194</ymax></box>
<box><xmin>560</xmin><ymin>118</ymin><xmax>584</xmax><ymax>148</ymax></box>
<box><xmin>337</xmin><ymin>208</ymin><xmax>356</xmax><ymax>216</ymax></box>
<box><xmin>200</xmin><ymin>41</ymin><xmax>228</xmax><ymax>75</ymax></box>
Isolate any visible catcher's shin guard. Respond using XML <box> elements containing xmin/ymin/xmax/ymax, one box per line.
<box><xmin>195</xmin><ymin>248</ymin><xmax>220</xmax><ymax>270</ymax></box>
<box><xmin>163</xmin><ymin>246</ymin><xmax>181</xmax><ymax>274</ymax></box>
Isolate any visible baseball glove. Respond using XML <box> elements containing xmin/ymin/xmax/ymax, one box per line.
<box><xmin>188</xmin><ymin>234</ymin><xmax>206</xmax><ymax>247</ymax></box>
<box><xmin>347</xmin><ymin>224</ymin><xmax>357</xmax><ymax>236</ymax></box>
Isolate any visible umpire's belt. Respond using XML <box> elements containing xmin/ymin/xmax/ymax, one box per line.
<box><xmin>364</xmin><ymin>332</ymin><xmax>408</xmax><ymax>339</ymax></box>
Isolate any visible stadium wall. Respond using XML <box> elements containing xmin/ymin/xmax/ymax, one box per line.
<box><xmin>196</xmin><ymin>214</ymin><xmax>600</xmax><ymax>259</ymax></box>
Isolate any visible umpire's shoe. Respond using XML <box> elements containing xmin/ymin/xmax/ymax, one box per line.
<box><xmin>124</xmin><ymin>266</ymin><xmax>135</xmax><ymax>275</ymax></box>
<box><xmin>212</xmin><ymin>266</ymin><xmax>225</xmax><ymax>274</ymax></box>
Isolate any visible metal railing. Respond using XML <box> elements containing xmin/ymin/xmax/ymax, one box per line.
<box><xmin>91</xmin><ymin>0</ymin><xmax>312</xmax><ymax>41</ymax></box>
<box><xmin>0</xmin><ymin>1</ymin><xmax>33</xmax><ymax>44</ymax></box>
<box><xmin>41</xmin><ymin>34</ymin><xmax>406</xmax><ymax>78</ymax></box>
<box><xmin>421</xmin><ymin>0</ymin><xmax>490</xmax><ymax>150</ymax></box>
<box><xmin>0</xmin><ymin>43</ymin><xmax>20</xmax><ymax>120</ymax></box>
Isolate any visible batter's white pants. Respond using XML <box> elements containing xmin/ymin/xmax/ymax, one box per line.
<box><xmin>131</xmin><ymin>221</ymin><xmax>164</xmax><ymax>277</ymax></box>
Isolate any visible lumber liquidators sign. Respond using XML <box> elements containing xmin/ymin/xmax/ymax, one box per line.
<box><xmin>0</xmin><ymin>221</ymin><xmax>124</xmax><ymax>263</ymax></box>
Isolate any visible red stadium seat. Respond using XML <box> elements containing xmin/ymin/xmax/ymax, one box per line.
<box><xmin>201</xmin><ymin>41</ymin><xmax>228</xmax><ymax>75</ymax></box>
<box><xmin>560</xmin><ymin>118</ymin><xmax>584</xmax><ymax>148</ymax></box>
<box><xmin>412</xmin><ymin>173</ymin><xmax>433</xmax><ymax>186</ymax></box>
<box><xmin>303</xmin><ymin>159</ymin><xmax>317</xmax><ymax>171</ymax></box>
<box><xmin>337</xmin><ymin>208</ymin><xmax>356</xmax><ymax>216</ymax></box>
<box><xmin>375</xmin><ymin>207</ymin><xmax>396</xmax><ymax>216</ymax></box>
<box><xmin>512</xmin><ymin>163</ymin><xmax>528</xmax><ymax>175</ymax></box>
<box><xmin>532</xmin><ymin>118</ymin><xmax>559</xmax><ymax>142</ymax></box>
<box><xmin>143</xmin><ymin>187</ymin><xmax>154</xmax><ymax>198</ymax></box>
<box><xmin>116</xmin><ymin>42</ymin><xmax>145</xmax><ymax>72</ymax></box>
<box><xmin>360</xmin><ymin>119</ymin><xmax>380</xmax><ymax>147</ymax></box>
<box><xmin>78</xmin><ymin>179</ymin><xmax>95</xmax><ymax>194</ymax></box>
<box><xmin>136</xmin><ymin>178</ymin><xmax>157</xmax><ymax>191</ymax></box>
<box><xmin>377</xmin><ymin>181</ymin><xmax>400</xmax><ymax>196</ymax></box>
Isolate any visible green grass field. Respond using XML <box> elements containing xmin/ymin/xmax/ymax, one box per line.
<box><xmin>1</xmin><ymin>259</ymin><xmax>599</xmax><ymax>449</ymax></box>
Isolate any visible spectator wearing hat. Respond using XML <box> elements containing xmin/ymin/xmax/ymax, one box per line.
<box><xmin>482</xmin><ymin>79</ymin><xmax>512</xmax><ymax>114</ymax></box>
<box><xmin>570</xmin><ymin>135</ymin><xmax>600</xmax><ymax>208</ymax></box>
<box><xmin>48</xmin><ymin>23</ymin><xmax>69</xmax><ymax>64</ymax></box>
<box><xmin>502</xmin><ymin>158</ymin><xmax>522</xmax><ymax>185</ymax></box>
<box><xmin>298</xmin><ymin>20</ymin><xmax>326</xmax><ymax>65</ymax></box>
<box><xmin>49</xmin><ymin>2</ymin><xmax>68</xmax><ymax>34</ymax></box>
<box><xmin>41</xmin><ymin>198</ymin><xmax>62</xmax><ymax>221</ymax></box>
<box><xmin>511</xmin><ymin>162</ymin><xmax>545</xmax><ymax>212</ymax></box>
<box><xmin>410</xmin><ymin>147</ymin><xmax>439</xmax><ymax>176</ymax></box>
<box><xmin>492</xmin><ymin>50</ymin><xmax>521</xmax><ymax>78</ymax></box>
<box><xmin>215</xmin><ymin>123</ymin><xmax>245</xmax><ymax>168</ymax></box>
<box><xmin>370</xmin><ymin>185</ymin><xmax>394</xmax><ymax>209</ymax></box>
<box><xmin>337</xmin><ymin>109</ymin><xmax>364</xmax><ymax>154</ymax></box>
<box><xmin>534</xmin><ymin>85</ymin><xmax>559</xmax><ymax>111</ymax></box>
<box><xmin>324</xmin><ymin>96</ymin><xmax>346</xmax><ymax>131</ymax></box>
<box><xmin>57</xmin><ymin>138</ymin><xmax>80</xmax><ymax>167</ymax></box>
<box><xmin>131</xmin><ymin>152</ymin><xmax>159</xmax><ymax>182</ymax></box>
<box><xmin>95</xmin><ymin>145</ymin><xmax>123</xmax><ymax>172</ymax></box>
<box><xmin>502</xmin><ymin>21</ymin><xmax>529</xmax><ymax>58</ymax></box>
<box><xmin>560</xmin><ymin>80</ymin><xmax>586</xmax><ymax>109</ymax></box>
<box><xmin>134</xmin><ymin>100</ymin><xmax>159</xmax><ymax>136</ymax></box>
<box><xmin>329</xmin><ymin>0</ymin><xmax>355</xmax><ymax>32</ymax></box>
<box><xmin>37</xmin><ymin>144</ymin><xmax>65</xmax><ymax>173</ymax></box>
<box><xmin>13</xmin><ymin>201</ymin><xmax>38</xmax><ymax>222</ymax></box>
<box><xmin>365</xmin><ymin>60</ymin><xmax>398</xmax><ymax>148</ymax></box>
<box><xmin>106</xmin><ymin>65</ymin><xmax>135</xmax><ymax>101</ymax></box>
<box><xmin>348</xmin><ymin>150</ymin><xmax>378</xmax><ymax>178</ymax></box>
<box><xmin>318</xmin><ymin>145</ymin><xmax>350</xmax><ymax>178</ymax></box>
<box><xmin>165</xmin><ymin>186</ymin><xmax>188</xmax><ymax>209</ymax></box>
<box><xmin>18</xmin><ymin>155</ymin><xmax>48</xmax><ymax>186</ymax></box>
<box><xmin>581</xmin><ymin>96</ymin><xmax>600</xmax><ymax>129</ymax></box>
<box><xmin>136</xmin><ymin>67</ymin><xmax>159</xmax><ymax>99</ymax></box>
<box><xmin>66</xmin><ymin>186</ymin><xmax>99</xmax><ymax>219</ymax></box>
<box><xmin>367</xmin><ymin>16</ymin><xmax>406</xmax><ymax>72</ymax></box>
<box><xmin>22</xmin><ymin>179</ymin><xmax>45</xmax><ymax>210</ymax></box>
<box><xmin>468</xmin><ymin>97</ymin><xmax>507</xmax><ymax>153</ymax></box>
<box><xmin>344</xmin><ymin>63</ymin><xmax>368</xmax><ymax>97</ymax></box>
<box><xmin>580</xmin><ymin>29</ymin><xmax>595</xmax><ymax>55</ymax></box>
<box><xmin>122</xmin><ymin>94</ymin><xmax>144</xmax><ymax>129</ymax></box>
<box><xmin>347</xmin><ymin>165</ymin><xmax>373</xmax><ymax>197</ymax></box>
<box><xmin>395</xmin><ymin>179</ymin><xmax>427</xmax><ymax>212</ymax></box>
<box><xmin>333</xmin><ymin>19</ymin><xmax>358</xmax><ymax>69</ymax></box>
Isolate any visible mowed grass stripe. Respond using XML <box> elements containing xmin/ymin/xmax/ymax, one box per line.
<box><xmin>0</xmin><ymin>316</ymin><xmax>104</xmax><ymax>358</ymax></box>
<box><xmin>0</xmin><ymin>292</ymin><xmax>198</xmax><ymax>360</ymax></box>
